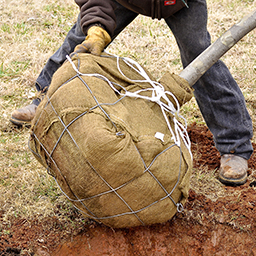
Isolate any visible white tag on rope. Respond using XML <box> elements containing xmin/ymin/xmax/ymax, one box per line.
<box><xmin>155</xmin><ymin>132</ymin><xmax>165</xmax><ymax>142</ymax></box>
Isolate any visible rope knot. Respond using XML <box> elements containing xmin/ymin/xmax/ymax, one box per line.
<box><xmin>151</xmin><ymin>85</ymin><xmax>165</xmax><ymax>102</ymax></box>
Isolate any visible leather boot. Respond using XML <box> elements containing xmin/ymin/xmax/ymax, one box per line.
<box><xmin>218</xmin><ymin>154</ymin><xmax>248</xmax><ymax>186</ymax></box>
<box><xmin>10</xmin><ymin>102</ymin><xmax>38</xmax><ymax>126</ymax></box>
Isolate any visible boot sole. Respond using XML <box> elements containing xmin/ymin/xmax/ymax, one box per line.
<box><xmin>218</xmin><ymin>173</ymin><xmax>247</xmax><ymax>186</ymax></box>
<box><xmin>9</xmin><ymin>117</ymin><xmax>31</xmax><ymax>127</ymax></box>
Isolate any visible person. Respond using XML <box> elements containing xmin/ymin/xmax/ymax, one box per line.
<box><xmin>10</xmin><ymin>0</ymin><xmax>253</xmax><ymax>186</ymax></box>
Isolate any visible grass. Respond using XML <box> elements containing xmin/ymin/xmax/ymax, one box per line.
<box><xmin>0</xmin><ymin>0</ymin><xmax>256</xmax><ymax>228</ymax></box>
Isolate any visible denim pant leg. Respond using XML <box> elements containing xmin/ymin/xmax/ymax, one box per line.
<box><xmin>35</xmin><ymin>2</ymin><xmax>137</xmax><ymax>93</ymax></box>
<box><xmin>35</xmin><ymin>14</ymin><xmax>85</xmax><ymax>92</ymax></box>
<box><xmin>165</xmin><ymin>0</ymin><xmax>253</xmax><ymax>159</ymax></box>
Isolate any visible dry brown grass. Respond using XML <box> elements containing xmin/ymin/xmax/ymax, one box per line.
<box><xmin>0</xmin><ymin>0</ymin><xmax>256</xmax><ymax>227</ymax></box>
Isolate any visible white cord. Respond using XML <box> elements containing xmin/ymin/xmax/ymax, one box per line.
<box><xmin>66</xmin><ymin>54</ymin><xmax>192</xmax><ymax>159</ymax></box>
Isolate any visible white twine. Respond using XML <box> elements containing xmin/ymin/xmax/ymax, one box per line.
<box><xmin>66</xmin><ymin>54</ymin><xmax>192</xmax><ymax>159</ymax></box>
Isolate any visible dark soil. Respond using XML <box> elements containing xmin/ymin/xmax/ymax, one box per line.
<box><xmin>1</xmin><ymin>123</ymin><xmax>256</xmax><ymax>256</ymax></box>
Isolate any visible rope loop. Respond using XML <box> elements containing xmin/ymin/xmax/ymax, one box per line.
<box><xmin>176</xmin><ymin>203</ymin><xmax>184</xmax><ymax>213</ymax></box>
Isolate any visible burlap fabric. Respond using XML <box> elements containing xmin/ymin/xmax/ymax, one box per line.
<box><xmin>29</xmin><ymin>53</ymin><xmax>193</xmax><ymax>228</ymax></box>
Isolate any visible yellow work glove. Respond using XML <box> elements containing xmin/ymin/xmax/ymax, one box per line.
<box><xmin>74</xmin><ymin>26</ymin><xmax>111</xmax><ymax>56</ymax></box>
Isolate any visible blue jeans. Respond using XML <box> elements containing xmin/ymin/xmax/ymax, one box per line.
<box><xmin>35</xmin><ymin>0</ymin><xmax>253</xmax><ymax>159</ymax></box>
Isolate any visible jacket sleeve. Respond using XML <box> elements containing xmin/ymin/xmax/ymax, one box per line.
<box><xmin>75</xmin><ymin>0</ymin><xmax>116</xmax><ymax>37</ymax></box>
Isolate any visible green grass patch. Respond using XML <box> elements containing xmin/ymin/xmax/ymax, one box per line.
<box><xmin>0</xmin><ymin>61</ymin><xmax>30</xmax><ymax>80</ymax></box>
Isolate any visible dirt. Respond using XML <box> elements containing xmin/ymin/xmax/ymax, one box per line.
<box><xmin>1</xmin><ymin>123</ymin><xmax>256</xmax><ymax>256</ymax></box>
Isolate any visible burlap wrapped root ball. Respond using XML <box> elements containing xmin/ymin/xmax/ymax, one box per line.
<box><xmin>29</xmin><ymin>53</ymin><xmax>193</xmax><ymax>228</ymax></box>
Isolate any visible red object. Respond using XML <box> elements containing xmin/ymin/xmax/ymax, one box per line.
<box><xmin>164</xmin><ymin>0</ymin><xmax>176</xmax><ymax>5</ymax></box>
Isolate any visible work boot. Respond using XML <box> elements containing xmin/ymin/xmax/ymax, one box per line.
<box><xmin>10</xmin><ymin>98</ymin><xmax>41</xmax><ymax>127</ymax></box>
<box><xmin>218</xmin><ymin>154</ymin><xmax>248</xmax><ymax>186</ymax></box>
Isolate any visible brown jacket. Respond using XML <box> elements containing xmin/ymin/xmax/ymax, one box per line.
<box><xmin>75</xmin><ymin>0</ymin><xmax>187</xmax><ymax>36</ymax></box>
